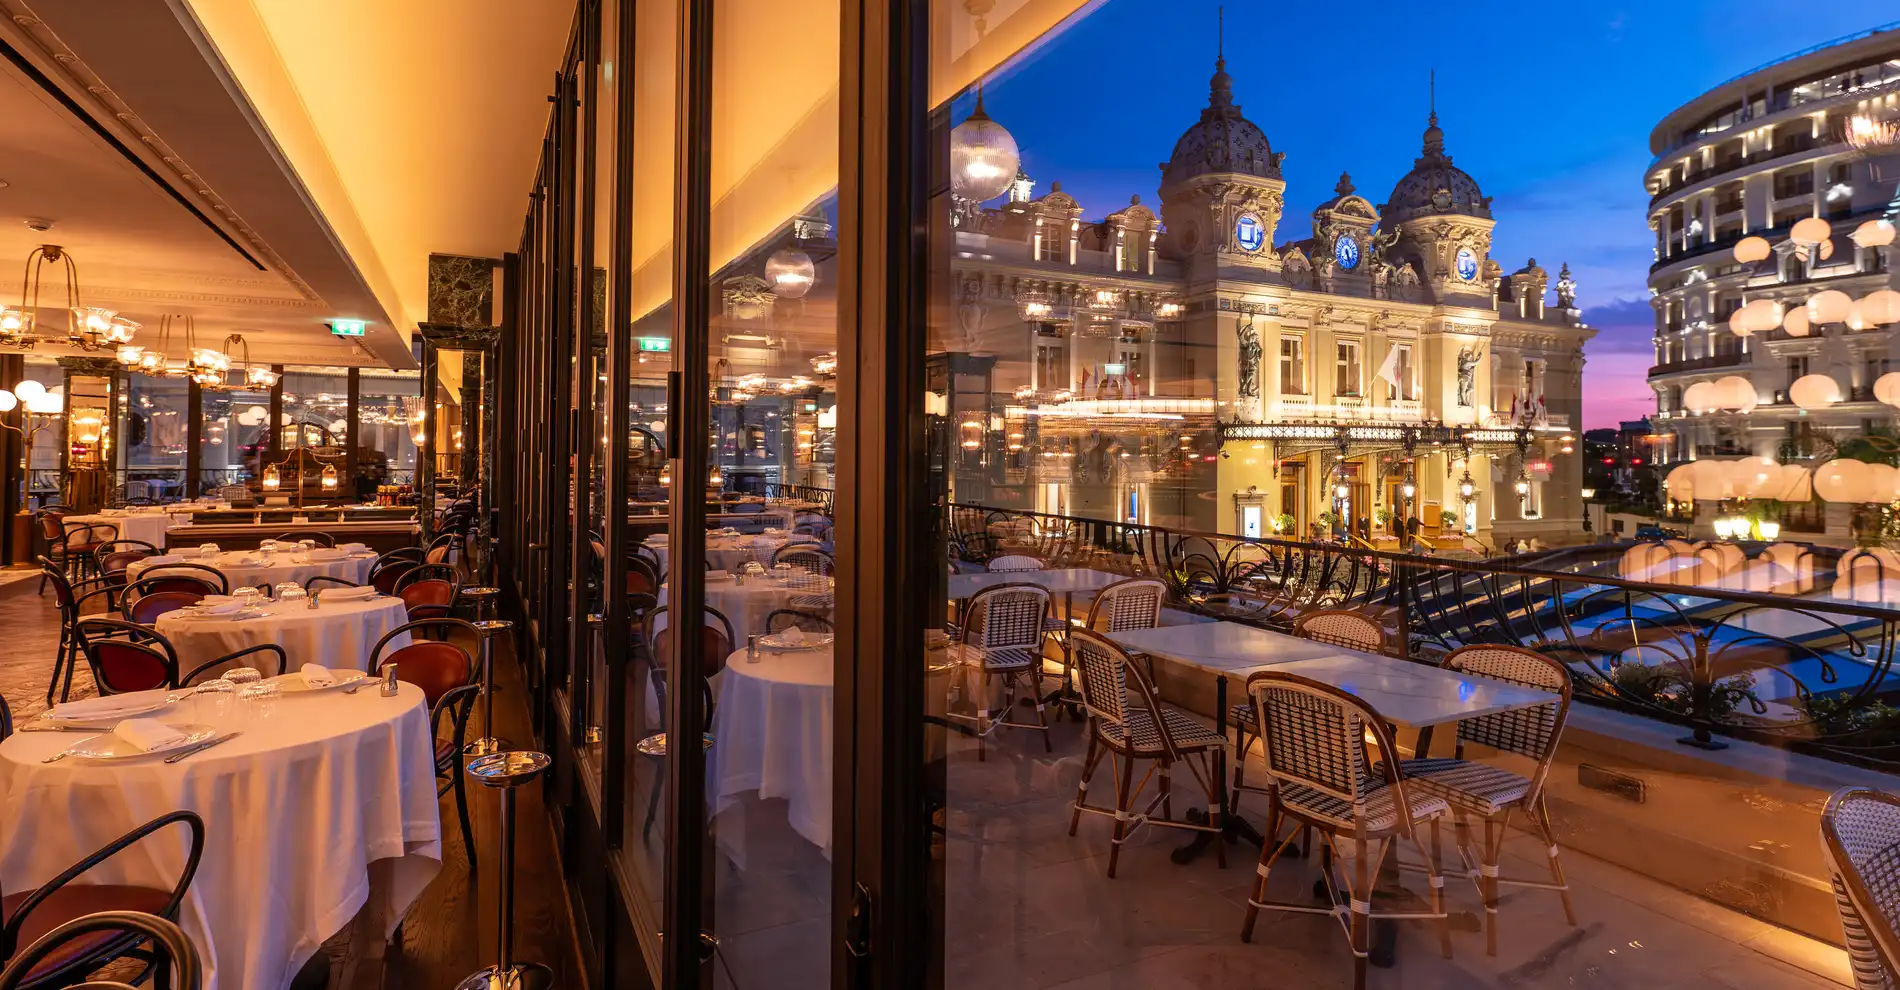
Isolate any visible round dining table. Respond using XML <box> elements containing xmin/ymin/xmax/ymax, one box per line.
<box><xmin>648</xmin><ymin>533</ymin><xmax>799</xmax><ymax>574</ymax></box>
<box><xmin>129</xmin><ymin>548</ymin><xmax>378</xmax><ymax>593</ymax></box>
<box><xmin>709</xmin><ymin>644</ymin><xmax>834</xmax><ymax>857</ymax></box>
<box><xmin>154</xmin><ymin>594</ymin><xmax>412</xmax><ymax>675</ymax></box>
<box><xmin>0</xmin><ymin>681</ymin><xmax>442</xmax><ymax>990</ymax></box>
<box><xmin>65</xmin><ymin>510</ymin><xmax>175</xmax><ymax>548</ymax></box>
<box><xmin>657</xmin><ymin>572</ymin><xmax>835</xmax><ymax>637</ymax></box>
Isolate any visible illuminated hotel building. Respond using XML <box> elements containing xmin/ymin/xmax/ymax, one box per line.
<box><xmin>1644</xmin><ymin>22</ymin><xmax>1900</xmax><ymax>542</ymax></box>
<box><xmin>945</xmin><ymin>59</ymin><xmax>1594</xmax><ymax>548</ymax></box>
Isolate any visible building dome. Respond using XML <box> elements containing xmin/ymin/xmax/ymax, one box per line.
<box><xmin>1159</xmin><ymin>58</ymin><xmax>1283</xmax><ymax>191</ymax></box>
<box><xmin>1380</xmin><ymin>113</ymin><xmax>1491</xmax><ymax>224</ymax></box>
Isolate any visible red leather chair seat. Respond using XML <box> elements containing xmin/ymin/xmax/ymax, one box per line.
<box><xmin>2</xmin><ymin>884</ymin><xmax>173</xmax><ymax>979</ymax></box>
<box><xmin>92</xmin><ymin>642</ymin><xmax>171</xmax><ymax>693</ymax></box>
<box><xmin>382</xmin><ymin>642</ymin><xmax>469</xmax><ymax>706</ymax></box>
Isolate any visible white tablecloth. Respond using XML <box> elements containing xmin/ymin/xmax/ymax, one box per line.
<box><xmin>154</xmin><ymin>597</ymin><xmax>412</xmax><ymax>675</ymax></box>
<box><xmin>130</xmin><ymin>550</ymin><xmax>377</xmax><ymax>593</ymax></box>
<box><xmin>710</xmin><ymin>645</ymin><xmax>834</xmax><ymax>855</ymax></box>
<box><xmin>66</xmin><ymin>512</ymin><xmax>175</xmax><ymax>548</ymax></box>
<box><xmin>650</xmin><ymin>534</ymin><xmax>796</xmax><ymax>575</ymax></box>
<box><xmin>659</xmin><ymin>575</ymin><xmax>820</xmax><ymax>638</ymax></box>
<box><xmin>0</xmin><ymin>682</ymin><xmax>442</xmax><ymax>990</ymax></box>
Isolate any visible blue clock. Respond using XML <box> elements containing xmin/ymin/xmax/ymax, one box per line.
<box><xmin>1235</xmin><ymin>214</ymin><xmax>1264</xmax><ymax>253</ymax></box>
<box><xmin>1455</xmin><ymin>247</ymin><xmax>1479</xmax><ymax>281</ymax></box>
<box><xmin>1334</xmin><ymin>235</ymin><xmax>1360</xmax><ymax>270</ymax></box>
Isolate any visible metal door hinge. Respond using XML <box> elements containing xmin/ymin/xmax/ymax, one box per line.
<box><xmin>845</xmin><ymin>881</ymin><xmax>872</xmax><ymax>958</ymax></box>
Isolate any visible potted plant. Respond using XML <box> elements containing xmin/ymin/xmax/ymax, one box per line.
<box><xmin>1317</xmin><ymin>510</ymin><xmax>1339</xmax><ymax>532</ymax></box>
<box><xmin>1439</xmin><ymin>509</ymin><xmax>1460</xmax><ymax>531</ymax></box>
<box><xmin>1273</xmin><ymin>512</ymin><xmax>1295</xmax><ymax>535</ymax></box>
<box><xmin>1374</xmin><ymin>506</ymin><xmax>1395</xmax><ymax>530</ymax></box>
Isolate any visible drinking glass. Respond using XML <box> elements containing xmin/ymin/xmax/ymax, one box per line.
<box><xmin>225</xmin><ymin>667</ymin><xmax>263</xmax><ymax>691</ymax></box>
<box><xmin>192</xmin><ymin>678</ymin><xmax>236</xmax><ymax>723</ymax></box>
<box><xmin>237</xmin><ymin>681</ymin><xmax>279</xmax><ymax>727</ymax></box>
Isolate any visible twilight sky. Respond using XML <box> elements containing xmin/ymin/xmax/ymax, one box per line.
<box><xmin>975</xmin><ymin>0</ymin><xmax>1892</xmax><ymax>429</ymax></box>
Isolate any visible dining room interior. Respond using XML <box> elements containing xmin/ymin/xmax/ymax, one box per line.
<box><xmin>2</xmin><ymin>1</ymin><xmax>1900</xmax><ymax>990</ymax></box>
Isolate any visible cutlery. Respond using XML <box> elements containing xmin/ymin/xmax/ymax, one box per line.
<box><xmin>21</xmin><ymin>722</ymin><xmax>117</xmax><ymax>733</ymax></box>
<box><xmin>164</xmin><ymin>732</ymin><xmax>242</xmax><ymax>763</ymax></box>
<box><xmin>41</xmin><ymin>747</ymin><xmax>81</xmax><ymax>763</ymax></box>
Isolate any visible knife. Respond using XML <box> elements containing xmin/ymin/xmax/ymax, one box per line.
<box><xmin>164</xmin><ymin>732</ymin><xmax>243</xmax><ymax>763</ymax></box>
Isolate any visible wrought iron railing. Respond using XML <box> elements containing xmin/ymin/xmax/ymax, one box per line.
<box><xmin>949</xmin><ymin>503</ymin><xmax>1900</xmax><ymax>770</ymax></box>
<box><xmin>764</xmin><ymin>483</ymin><xmax>834</xmax><ymax>513</ymax></box>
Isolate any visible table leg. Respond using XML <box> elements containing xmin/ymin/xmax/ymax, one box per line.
<box><xmin>1171</xmin><ymin>674</ymin><xmax>1269</xmax><ymax>864</ymax></box>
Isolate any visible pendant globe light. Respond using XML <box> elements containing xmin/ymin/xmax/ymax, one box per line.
<box><xmin>948</xmin><ymin>0</ymin><xmax>1018</xmax><ymax>205</ymax></box>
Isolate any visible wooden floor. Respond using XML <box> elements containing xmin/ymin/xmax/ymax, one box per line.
<box><xmin>0</xmin><ymin>568</ymin><xmax>588</xmax><ymax>990</ymax></box>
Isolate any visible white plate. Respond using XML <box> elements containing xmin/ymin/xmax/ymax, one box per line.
<box><xmin>46</xmin><ymin>691</ymin><xmax>179</xmax><ymax>723</ymax></box>
<box><xmin>65</xmin><ymin>723</ymin><xmax>220</xmax><ymax>761</ymax></box>
<box><xmin>759</xmin><ymin>632</ymin><xmax>834</xmax><ymax>651</ymax></box>
<box><xmin>270</xmin><ymin>670</ymin><xmax>370</xmax><ymax>693</ymax></box>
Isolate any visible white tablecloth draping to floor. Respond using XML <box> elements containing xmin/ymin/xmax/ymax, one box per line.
<box><xmin>709</xmin><ymin>645</ymin><xmax>834</xmax><ymax>856</ymax></box>
<box><xmin>129</xmin><ymin>549</ymin><xmax>377</xmax><ymax>593</ymax></box>
<box><xmin>0</xmin><ymin>682</ymin><xmax>442</xmax><ymax>990</ymax></box>
<box><xmin>154</xmin><ymin>596</ymin><xmax>411</xmax><ymax>675</ymax></box>
<box><xmin>65</xmin><ymin>511</ymin><xmax>175</xmax><ymax>548</ymax></box>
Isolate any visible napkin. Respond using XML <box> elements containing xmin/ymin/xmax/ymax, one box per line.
<box><xmin>339</xmin><ymin>542</ymin><xmax>368</xmax><ymax>553</ymax></box>
<box><xmin>112</xmin><ymin>718</ymin><xmax>188</xmax><ymax>753</ymax></box>
<box><xmin>196</xmin><ymin>544</ymin><xmax>221</xmax><ymax>556</ymax></box>
<box><xmin>198</xmin><ymin>594</ymin><xmax>234</xmax><ymax>605</ymax></box>
<box><xmin>322</xmin><ymin>584</ymin><xmax>376</xmax><ymax>601</ymax></box>
<box><xmin>306</xmin><ymin>549</ymin><xmax>346</xmax><ymax>562</ymax></box>
<box><xmin>50</xmin><ymin>688</ymin><xmax>174</xmax><ymax>720</ymax></box>
<box><xmin>777</xmin><ymin>627</ymin><xmax>809</xmax><ymax>646</ymax></box>
<box><xmin>299</xmin><ymin>663</ymin><xmax>336</xmax><ymax>687</ymax></box>
<box><xmin>706</xmin><ymin>570</ymin><xmax>732</xmax><ymax>581</ymax></box>
<box><xmin>194</xmin><ymin>600</ymin><xmax>244</xmax><ymax>616</ymax></box>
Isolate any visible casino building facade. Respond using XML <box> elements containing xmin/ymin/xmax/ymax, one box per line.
<box><xmin>943</xmin><ymin>57</ymin><xmax>1595</xmax><ymax>550</ymax></box>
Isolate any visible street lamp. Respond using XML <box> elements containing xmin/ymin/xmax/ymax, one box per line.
<box><xmin>1458</xmin><ymin>471</ymin><xmax>1476</xmax><ymax>502</ymax></box>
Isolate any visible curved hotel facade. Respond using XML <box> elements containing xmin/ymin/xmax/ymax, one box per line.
<box><xmin>1646</xmin><ymin>23</ymin><xmax>1900</xmax><ymax>542</ymax></box>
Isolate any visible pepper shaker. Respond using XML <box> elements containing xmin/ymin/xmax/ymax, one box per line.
<box><xmin>747</xmin><ymin>634</ymin><xmax>761</xmax><ymax>663</ymax></box>
<box><xmin>381</xmin><ymin>663</ymin><xmax>400</xmax><ymax>696</ymax></box>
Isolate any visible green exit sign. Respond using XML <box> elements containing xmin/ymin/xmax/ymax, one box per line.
<box><xmin>329</xmin><ymin>319</ymin><xmax>368</xmax><ymax>338</ymax></box>
<box><xmin>638</xmin><ymin>337</ymin><xmax>671</xmax><ymax>353</ymax></box>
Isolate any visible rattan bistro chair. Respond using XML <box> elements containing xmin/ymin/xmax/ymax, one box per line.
<box><xmin>1067</xmin><ymin>629</ymin><xmax>1226</xmax><ymax>877</ymax></box>
<box><xmin>1239</xmin><ymin>671</ymin><xmax>1452</xmax><ymax>990</ymax></box>
<box><xmin>1822</xmin><ymin>787</ymin><xmax>1900</xmax><ymax>990</ymax></box>
<box><xmin>1043</xmin><ymin>577</ymin><xmax>1167</xmax><ymax>708</ymax></box>
<box><xmin>1377</xmin><ymin>644</ymin><xmax>1576</xmax><ymax>956</ymax></box>
<box><xmin>945</xmin><ymin>582</ymin><xmax>1053</xmax><ymax>761</ymax></box>
<box><xmin>1232</xmin><ymin>609</ymin><xmax>1386</xmax><ymax>807</ymax></box>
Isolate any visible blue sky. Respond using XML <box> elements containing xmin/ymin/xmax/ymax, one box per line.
<box><xmin>973</xmin><ymin>0</ymin><xmax>1892</xmax><ymax>427</ymax></box>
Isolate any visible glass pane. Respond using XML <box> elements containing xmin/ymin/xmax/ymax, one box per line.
<box><xmin>614</xmin><ymin>0</ymin><xmax>676</xmax><ymax>974</ymax></box>
<box><xmin>278</xmin><ymin>367</ymin><xmax>350</xmax><ymax>504</ymax></box>
<box><xmin>358</xmin><ymin>369</ymin><xmax>423</xmax><ymax>492</ymax></box>
<box><xmin>20</xmin><ymin>358</ymin><xmax>64</xmax><ymax>506</ymax></box>
<box><xmin>695</xmin><ymin>3</ymin><xmax>838</xmax><ymax>985</ymax></box>
<box><xmin>199</xmin><ymin>386</ymin><xmax>271</xmax><ymax>498</ymax></box>
<box><xmin>118</xmin><ymin>373</ymin><xmax>187</xmax><ymax>501</ymax></box>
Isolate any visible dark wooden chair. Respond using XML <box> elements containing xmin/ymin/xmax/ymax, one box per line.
<box><xmin>0</xmin><ymin>810</ymin><xmax>205</xmax><ymax>990</ymax></box>
<box><xmin>764</xmin><ymin>609</ymin><xmax>833</xmax><ymax>634</ymax></box>
<box><xmin>393</xmin><ymin>564</ymin><xmax>461</xmax><ymax>622</ymax></box>
<box><xmin>37</xmin><ymin>557</ymin><xmax>118</xmax><ymax>706</ymax></box>
<box><xmin>637</xmin><ymin>605</ymin><xmax>734</xmax><ymax>842</ymax></box>
<box><xmin>0</xmin><ymin>911</ymin><xmax>200</xmax><ymax>990</ymax></box>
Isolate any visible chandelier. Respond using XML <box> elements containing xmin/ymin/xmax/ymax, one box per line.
<box><xmin>192</xmin><ymin>334</ymin><xmax>275</xmax><ymax>391</ymax></box>
<box><xmin>1</xmin><ymin>245</ymin><xmax>139</xmax><ymax>351</ymax></box>
<box><xmin>119</xmin><ymin>315</ymin><xmax>230</xmax><ymax>384</ymax></box>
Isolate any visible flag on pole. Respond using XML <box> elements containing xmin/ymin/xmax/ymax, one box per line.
<box><xmin>1374</xmin><ymin>345</ymin><xmax>1401</xmax><ymax>387</ymax></box>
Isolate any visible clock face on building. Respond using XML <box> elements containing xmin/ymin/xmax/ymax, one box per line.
<box><xmin>1334</xmin><ymin>235</ymin><xmax>1360</xmax><ymax>270</ymax></box>
<box><xmin>1235</xmin><ymin>214</ymin><xmax>1265</xmax><ymax>253</ymax></box>
<box><xmin>1455</xmin><ymin>247</ymin><xmax>1479</xmax><ymax>281</ymax></box>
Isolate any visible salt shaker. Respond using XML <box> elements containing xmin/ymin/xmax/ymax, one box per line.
<box><xmin>306</xmin><ymin>590</ymin><xmax>321</xmax><ymax>610</ymax></box>
<box><xmin>381</xmin><ymin>663</ymin><xmax>400</xmax><ymax>696</ymax></box>
<box><xmin>747</xmin><ymin>634</ymin><xmax>761</xmax><ymax>663</ymax></box>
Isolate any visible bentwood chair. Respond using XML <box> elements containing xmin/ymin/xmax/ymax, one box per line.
<box><xmin>0</xmin><ymin>695</ymin><xmax>11</xmax><ymax>743</ymax></box>
<box><xmin>0</xmin><ymin>911</ymin><xmax>200</xmax><ymax>990</ymax></box>
<box><xmin>0</xmin><ymin>811</ymin><xmax>205</xmax><ymax>990</ymax></box>
<box><xmin>1043</xmin><ymin>577</ymin><xmax>1166</xmax><ymax>709</ymax></box>
<box><xmin>945</xmin><ymin>582</ymin><xmax>1053</xmax><ymax>761</ymax></box>
<box><xmin>1067</xmin><ymin>629</ymin><xmax>1227</xmax><ymax>877</ymax></box>
<box><xmin>1378</xmin><ymin>644</ymin><xmax>1576</xmax><ymax>956</ymax></box>
<box><xmin>74</xmin><ymin>617</ymin><xmax>287</xmax><ymax>693</ymax></box>
<box><xmin>1232</xmin><ymin>608</ymin><xmax>1387</xmax><ymax>807</ymax></box>
<box><xmin>271</xmin><ymin>531</ymin><xmax>335</xmax><ymax>547</ymax></box>
<box><xmin>36</xmin><ymin>512</ymin><xmax>103</xmax><ymax>592</ymax></box>
<box><xmin>122</xmin><ymin>591</ymin><xmax>207</xmax><ymax>627</ymax></box>
<box><xmin>124</xmin><ymin>565</ymin><xmax>228</xmax><ymax>598</ymax></box>
<box><xmin>986</xmin><ymin>554</ymin><xmax>1043</xmax><ymax>572</ymax></box>
<box><xmin>37</xmin><ymin>557</ymin><xmax>118</xmax><ymax>705</ymax></box>
<box><xmin>1823</xmin><ymin>788</ymin><xmax>1900</xmax><ymax>990</ymax></box>
<box><xmin>764</xmin><ymin>609</ymin><xmax>833</xmax><ymax>635</ymax></box>
<box><xmin>368</xmin><ymin>556</ymin><xmax>420</xmax><ymax>596</ymax></box>
<box><xmin>638</xmin><ymin>606</ymin><xmax>734</xmax><ymax>842</ymax></box>
<box><xmin>1239</xmin><ymin>671</ymin><xmax>1452</xmax><ymax>990</ymax></box>
<box><xmin>394</xmin><ymin>564</ymin><xmax>462</xmax><ymax>622</ymax></box>
<box><xmin>371</xmin><ymin>619</ymin><xmax>481</xmax><ymax>870</ymax></box>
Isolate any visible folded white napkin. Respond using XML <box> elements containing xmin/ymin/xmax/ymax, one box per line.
<box><xmin>195</xmin><ymin>600</ymin><xmax>244</xmax><ymax>616</ymax></box>
<box><xmin>196</xmin><ymin>544</ymin><xmax>221</xmax><ymax>556</ymax></box>
<box><xmin>306</xmin><ymin>549</ymin><xmax>346</xmax><ymax>562</ymax></box>
<box><xmin>112</xmin><ymin>718</ymin><xmax>188</xmax><ymax>753</ymax></box>
<box><xmin>322</xmin><ymin>584</ymin><xmax>376</xmax><ymax>601</ymax></box>
<box><xmin>339</xmin><ymin>542</ymin><xmax>368</xmax><ymax>553</ymax></box>
<box><xmin>299</xmin><ymin>663</ymin><xmax>336</xmax><ymax>687</ymax></box>
<box><xmin>778</xmin><ymin>627</ymin><xmax>808</xmax><ymax>646</ymax></box>
<box><xmin>51</xmin><ymin>687</ymin><xmax>174</xmax><ymax>720</ymax></box>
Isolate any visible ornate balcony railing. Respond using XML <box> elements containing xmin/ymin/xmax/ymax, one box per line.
<box><xmin>764</xmin><ymin>482</ymin><xmax>834</xmax><ymax>513</ymax></box>
<box><xmin>949</xmin><ymin>503</ymin><xmax>1900</xmax><ymax>771</ymax></box>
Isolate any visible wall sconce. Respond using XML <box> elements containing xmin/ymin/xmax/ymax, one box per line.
<box><xmin>263</xmin><ymin>463</ymin><xmax>281</xmax><ymax>490</ymax></box>
<box><xmin>321</xmin><ymin>463</ymin><xmax>339</xmax><ymax>490</ymax></box>
<box><xmin>658</xmin><ymin>466</ymin><xmax>672</xmax><ymax>487</ymax></box>
<box><xmin>708</xmin><ymin>464</ymin><xmax>724</xmax><ymax>487</ymax></box>
<box><xmin>1400</xmin><ymin>475</ymin><xmax>1417</xmax><ymax>500</ymax></box>
<box><xmin>1514</xmin><ymin>472</ymin><xmax>1530</xmax><ymax>496</ymax></box>
<box><xmin>1333</xmin><ymin>483</ymin><xmax>1349</xmax><ymax>501</ymax></box>
<box><xmin>1458</xmin><ymin>472</ymin><xmax>1476</xmax><ymax>501</ymax></box>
